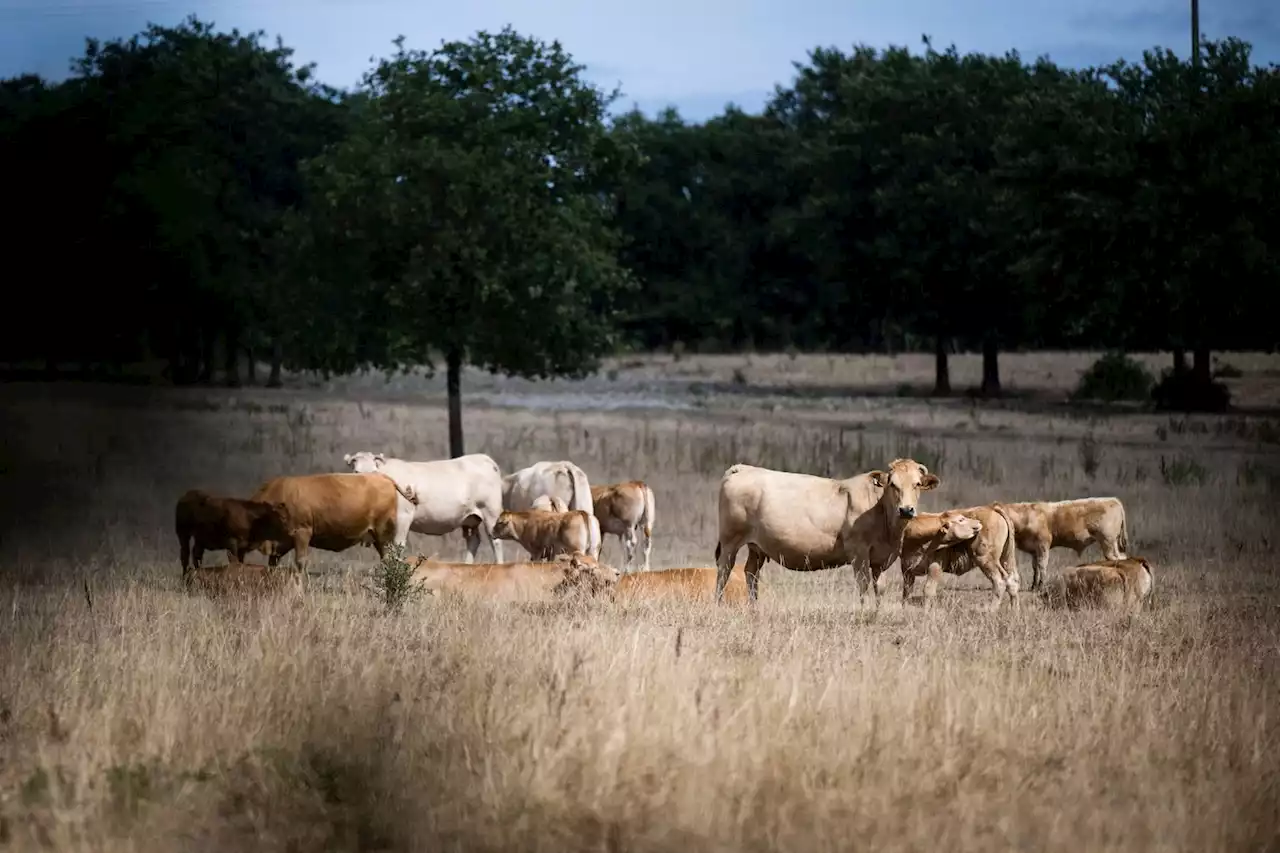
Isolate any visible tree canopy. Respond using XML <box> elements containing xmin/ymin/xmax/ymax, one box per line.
<box><xmin>4</xmin><ymin>16</ymin><xmax>1278</xmax><ymax>418</ymax></box>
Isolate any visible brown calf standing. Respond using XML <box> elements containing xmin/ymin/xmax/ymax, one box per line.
<box><xmin>491</xmin><ymin>509</ymin><xmax>602</xmax><ymax>560</ymax></box>
<box><xmin>174</xmin><ymin>489</ymin><xmax>292</xmax><ymax>574</ymax></box>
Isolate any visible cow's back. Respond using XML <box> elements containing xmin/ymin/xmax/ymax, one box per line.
<box><xmin>253</xmin><ymin>473</ymin><xmax>397</xmax><ymax>539</ymax></box>
<box><xmin>616</xmin><ymin>566</ymin><xmax>748</xmax><ymax>602</ymax></box>
<box><xmin>413</xmin><ymin>560</ymin><xmax>566</xmax><ymax>601</ymax></box>
<box><xmin>719</xmin><ymin>466</ymin><xmax>876</xmax><ymax>562</ymax></box>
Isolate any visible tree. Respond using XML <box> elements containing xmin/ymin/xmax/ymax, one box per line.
<box><xmin>303</xmin><ymin>27</ymin><xmax>636</xmax><ymax>456</ymax></box>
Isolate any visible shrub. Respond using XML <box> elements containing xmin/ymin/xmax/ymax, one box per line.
<box><xmin>1072</xmin><ymin>352</ymin><xmax>1154</xmax><ymax>403</ymax></box>
<box><xmin>1151</xmin><ymin>370</ymin><xmax>1231</xmax><ymax>413</ymax></box>
<box><xmin>370</xmin><ymin>543</ymin><xmax>421</xmax><ymax>613</ymax></box>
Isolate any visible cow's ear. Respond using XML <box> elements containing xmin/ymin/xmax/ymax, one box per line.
<box><xmin>868</xmin><ymin>470</ymin><xmax>887</xmax><ymax>488</ymax></box>
<box><xmin>343</xmin><ymin>453</ymin><xmax>353</xmax><ymax>466</ymax></box>
<box><xmin>920</xmin><ymin>473</ymin><xmax>940</xmax><ymax>490</ymax></box>
<box><xmin>374</xmin><ymin>453</ymin><xmax>385</xmax><ymax>464</ymax></box>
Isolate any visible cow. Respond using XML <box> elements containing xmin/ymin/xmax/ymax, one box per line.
<box><xmin>491</xmin><ymin>509</ymin><xmax>602</xmax><ymax>560</ymax></box>
<box><xmin>998</xmin><ymin>497</ymin><xmax>1130</xmax><ymax>590</ymax></box>
<box><xmin>247</xmin><ymin>472</ymin><xmax>418</xmax><ymax>573</ymax></box>
<box><xmin>590</xmin><ymin>480</ymin><xmax>657</xmax><ymax>573</ymax></box>
<box><xmin>713</xmin><ymin>457</ymin><xmax>939</xmax><ymax>605</ymax></box>
<box><xmin>895</xmin><ymin>505</ymin><xmax>1021</xmax><ymax>609</ymax></box>
<box><xmin>342</xmin><ymin>450</ymin><xmax>505</xmax><ymax>563</ymax></box>
<box><xmin>1038</xmin><ymin>556</ymin><xmax>1155</xmax><ymax>613</ymax></box>
<box><xmin>502</xmin><ymin>461</ymin><xmax>594</xmax><ymax>514</ymax></box>
<box><xmin>184</xmin><ymin>561</ymin><xmax>305</xmax><ymax>598</ymax></box>
<box><xmin>409</xmin><ymin>551</ymin><xmax>620</xmax><ymax>602</ymax></box>
<box><xmin>174</xmin><ymin>489</ymin><xmax>293</xmax><ymax>573</ymax></box>
<box><xmin>531</xmin><ymin>495</ymin><xmax>569</xmax><ymax>512</ymax></box>
<box><xmin>614</xmin><ymin>565</ymin><xmax>748</xmax><ymax>604</ymax></box>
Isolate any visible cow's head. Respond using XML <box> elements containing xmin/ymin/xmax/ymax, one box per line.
<box><xmin>867</xmin><ymin>458</ymin><xmax>939</xmax><ymax>520</ymax></box>
<box><xmin>553</xmin><ymin>551</ymin><xmax>621</xmax><ymax>597</ymax></box>
<box><xmin>492</xmin><ymin>511</ymin><xmax>517</xmax><ymax>540</ymax></box>
<box><xmin>245</xmin><ymin>500</ymin><xmax>295</xmax><ymax>554</ymax></box>
<box><xmin>937</xmin><ymin>512</ymin><xmax>983</xmax><ymax>545</ymax></box>
<box><xmin>343</xmin><ymin>451</ymin><xmax>385</xmax><ymax>473</ymax></box>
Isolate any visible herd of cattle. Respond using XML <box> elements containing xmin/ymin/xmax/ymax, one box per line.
<box><xmin>175</xmin><ymin>452</ymin><xmax>1155</xmax><ymax>612</ymax></box>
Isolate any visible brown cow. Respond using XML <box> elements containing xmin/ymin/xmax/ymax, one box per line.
<box><xmin>409</xmin><ymin>551</ymin><xmax>620</xmax><ymax>601</ymax></box>
<box><xmin>248</xmin><ymin>472</ymin><xmax>418</xmax><ymax>573</ymax></box>
<box><xmin>614</xmin><ymin>565</ymin><xmax>748</xmax><ymax>603</ymax></box>
<box><xmin>184</xmin><ymin>562</ymin><xmax>304</xmax><ymax>598</ymax></box>
<box><xmin>896</xmin><ymin>505</ymin><xmax>1021</xmax><ymax>609</ymax></box>
<box><xmin>714</xmin><ymin>457</ymin><xmax>939</xmax><ymax>605</ymax></box>
<box><xmin>174</xmin><ymin>489</ymin><xmax>292</xmax><ymax>573</ymax></box>
<box><xmin>1038</xmin><ymin>556</ymin><xmax>1155</xmax><ymax>613</ymax></box>
<box><xmin>998</xmin><ymin>497</ymin><xmax>1130</xmax><ymax>590</ymax></box>
<box><xmin>591</xmin><ymin>480</ymin><xmax>657</xmax><ymax>573</ymax></box>
<box><xmin>492</xmin><ymin>509</ymin><xmax>602</xmax><ymax>560</ymax></box>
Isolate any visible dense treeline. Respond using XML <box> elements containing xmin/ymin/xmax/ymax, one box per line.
<box><xmin>3</xmin><ymin>16</ymin><xmax>1278</xmax><ymax>443</ymax></box>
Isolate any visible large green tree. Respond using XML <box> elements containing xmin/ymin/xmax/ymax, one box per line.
<box><xmin>303</xmin><ymin>27</ymin><xmax>636</xmax><ymax>456</ymax></box>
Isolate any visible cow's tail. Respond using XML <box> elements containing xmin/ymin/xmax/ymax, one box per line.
<box><xmin>1118</xmin><ymin>503</ymin><xmax>1130</xmax><ymax>555</ymax></box>
<box><xmin>992</xmin><ymin>503</ymin><xmax>1018</xmax><ymax>579</ymax></box>
<box><xmin>380</xmin><ymin>473</ymin><xmax>418</xmax><ymax>505</ymax></box>
<box><xmin>570</xmin><ymin>466</ymin><xmax>593</xmax><ymax>514</ymax></box>
<box><xmin>640</xmin><ymin>483</ymin><xmax>656</xmax><ymax>540</ymax></box>
<box><xmin>714</xmin><ymin>542</ymin><xmax>722</xmax><ymax>563</ymax></box>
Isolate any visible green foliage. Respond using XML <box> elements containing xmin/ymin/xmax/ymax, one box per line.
<box><xmin>370</xmin><ymin>543</ymin><xmax>421</xmax><ymax>613</ymax></box>
<box><xmin>3</xmin><ymin>19</ymin><xmax>1279</xmax><ymax>391</ymax></box>
<box><xmin>1072</xmin><ymin>352</ymin><xmax>1155</xmax><ymax>402</ymax></box>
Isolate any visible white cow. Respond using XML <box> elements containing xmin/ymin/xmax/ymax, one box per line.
<box><xmin>502</xmin><ymin>461</ymin><xmax>594</xmax><ymax>514</ymax></box>
<box><xmin>343</xmin><ymin>451</ymin><xmax>505</xmax><ymax>562</ymax></box>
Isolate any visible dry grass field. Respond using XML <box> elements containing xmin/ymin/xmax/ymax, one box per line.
<box><xmin>1</xmin><ymin>351</ymin><xmax>1279</xmax><ymax>852</ymax></box>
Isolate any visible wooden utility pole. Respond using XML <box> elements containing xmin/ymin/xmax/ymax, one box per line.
<box><xmin>1191</xmin><ymin>0</ymin><xmax>1200</xmax><ymax>68</ymax></box>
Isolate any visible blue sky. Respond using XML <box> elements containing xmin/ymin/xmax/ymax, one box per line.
<box><xmin>2</xmin><ymin>0</ymin><xmax>1277</xmax><ymax>121</ymax></box>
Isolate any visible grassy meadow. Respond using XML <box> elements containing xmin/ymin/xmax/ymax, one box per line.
<box><xmin>1</xmin><ymin>351</ymin><xmax>1279</xmax><ymax>852</ymax></box>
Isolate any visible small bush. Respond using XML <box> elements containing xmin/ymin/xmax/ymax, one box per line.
<box><xmin>1213</xmin><ymin>359</ymin><xmax>1243</xmax><ymax>379</ymax></box>
<box><xmin>1072</xmin><ymin>352</ymin><xmax>1154</xmax><ymax>403</ymax></box>
<box><xmin>370</xmin><ymin>543</ymin><xmax>421</xmax><ymax>613</ymax></box>
<box><xmin>1160</xmin><ymin>455</ymin><xmax>1208</xmax><ymax>486</ymax></box>
<box><xmin>1152</xmin><ymin>370</ymin><xmax>1231</xmax><ymax>413</ymax></box>
<box><xmin>1077</xmin><ymin>435</ymin><xmax>1102</xmax><ymax>478</ymax></box>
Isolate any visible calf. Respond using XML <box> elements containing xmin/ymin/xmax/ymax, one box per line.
<box><xmin>998</xmin><ymin>497</ymin><xmax>1130</xmax><ymax>590</ymax></box>
<box><xmin>410</xmin><ymin>552</ymin><xmax>620</xmax><ymax>601</ymax></box>
<box><xmin>591</xmin><ymin>480</ymin><xmax>657</xmax><ymax>572</ymax></box>
<box><xmin>492</xmin><ymin>509</ymin><xmax>602</xmax><ymax>560</ymax></box>
<box><xmin>1038</xmin><ymin>557</ymin><xmax>1155</xmax><ymax>613</ymax></box>
<box><xmin>184</xmin><ymin>562</ymin><xmax>304</xmax><ymax>598</ymax></box>
<box><xmin>614</xmin><ymin>565</ymin><xmax>748</xmax><ymax>603</ymax></box>
<box><xmin>896</xmin><ymin>505</ymin><xmax>1020</xmax><ymax>609</ymax></box>
<box><xmin>174</xmin><ymin>489</ymin><xmax>292</xmax><ymax>573</ymax></box>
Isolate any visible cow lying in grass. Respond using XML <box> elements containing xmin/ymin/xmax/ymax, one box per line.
<box><xmin>184</xmin><ymin>561</ymin><xmax>304</xmax><ymax>598</ymax></box>
<box><xmin>1038</xmin><ymin>557</ymin><xmax>1154</xmax><ymax>613</ymax></box>
<box><xmin>409</xmin><ymin>552</ymin><xmax>619</xmax><ymax>602</ymax></box>
<box><xmin>614</xmin><ymin>565</ymin><xmax>749</xmax><ymax>603</ymax></box>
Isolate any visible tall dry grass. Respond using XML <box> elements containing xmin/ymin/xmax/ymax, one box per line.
<box><xmin>1</xmin><ymin>363</ymin><xmax>1278</xmax><ymax>852</ymax></box>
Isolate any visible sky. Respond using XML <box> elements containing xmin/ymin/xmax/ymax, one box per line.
<box><xmin>1</xmin><ymin>0</ymin><xmax>1277</xmax><ymax>121</ymax></box>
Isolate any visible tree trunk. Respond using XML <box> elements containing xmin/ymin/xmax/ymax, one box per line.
<box><xmin>933</xmin><ymin>334</ymin><xmax>951</xmax><ymax>396</ymax></box>
<box><xmin>224</xmin><ymin>328</ymin><xmax>241</xmax><ymax>388</ymax></box>
<box><xmin>447</xmin><ymin>348</ymin><xmax>464</xmax><ymax>458</ymax></box>
<box><xmin>245</xmin><ymin>346</ymin><xmax>257</xmax><ymax>386</ymax></box>
<box><xmin>981</xmin><ymin>334</ymin><xmax>1001</xmax><ymax>397</ymax></box>
<box><xmin>1172</xmin><ymin>348</ymin><xmax>1188</xmax><ymax>375</ymax></box>
<box><xmin>197</xmin><ymin>324</ymin><xmax>215</xmax><ymax>385</ymax></box>
<box><xmin>1192</xmin><ymin>346</ymin><xmax>1211</xmax><ymax>384</ymax></box>
<box><xmin>267</xmin><ymin>337</ymin><xmax>283</xmax><ymax>388</ymax></box>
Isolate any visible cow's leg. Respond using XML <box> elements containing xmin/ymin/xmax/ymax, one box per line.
<box><xmin>714</xmin><ymin>539</ymin><xmax>743</xmax><ymax>603</ymax></box>
<box><xmin>1029</xmin><ymin>544</ymin><xmax>1050</xmax><ymax>591</ymax></box>
<box><xmin>851</xmin><ymin>558</ymin><xmax>873</xmax><ymax>606</ymax></box>
<box><xmin>621</xmin><ymin>527</ymin><xmax>638</xmax><ymax>573</ymax></box>
<box><xmin>922</xmin><ymin>560</ymin><xmax>945</xmax><ymax>605</ymax></box>
<box><xmin>973</xmin><ymin>549</ymin><xmax>1009</xmax><ymax>611</ymax></box>
<box><xmin>1100</xmin><ymin>536</ymin><xmax>1123</xmax><ymax>561</ymax></box>
<box><xmin>641</xmin><ymin>522</ymin><xmax>653</xmax><ymax>573</ymax></box>
<box><xmin>901</xmin><ymin>568</ymin><xmax>918</xmax><ymax>603</ymax></box>
<box><xmin>291</xmin><ymin>534</ymin><xmax>312</xmax><ymax>574</ymax></box>
<box><xmin>179</xmin><ymin>534</ymin><xmax>191</xmax><ymax>573</ymax></box>
<box><xmin>743</xmin><ymin>546</ymin><xmax>767</xmax><ymax>603</ymax></box>
<box><xmin>192</xmin><ymin>542</ymin><xmax>206</xmax><ymax>570</ymax></box>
